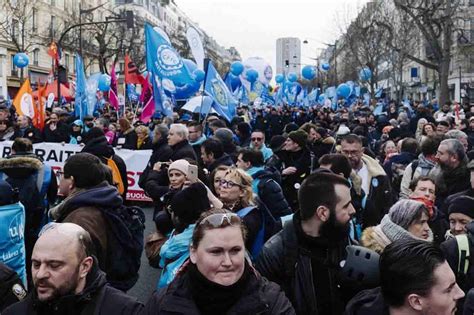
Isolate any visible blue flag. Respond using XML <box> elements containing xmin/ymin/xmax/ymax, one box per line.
<box><xmin>127</xmin><ymin>84</ymin><xmax>139</xmax><ymax>102</ymax></box>
<box><xmin>145</xmin><ymin>24</ymin><xmax>194</xmax><ymax>92</ymax></box>
<box><xmin>204</xmin><ymin>61</ymin><xmax>237</xmax><ymax>122</ymax></box>
<box><xmin>74</xmin><ymin>55</ymin><xmax>88</xmax><ymax>120</ymax></box>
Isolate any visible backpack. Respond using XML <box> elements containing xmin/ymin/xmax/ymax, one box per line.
<box><xmin>100</xmin><ymin>205</ymin><xmax>145</xmax><ymax>291</ymax></box>
<box><xmin>105</xmin><ymin>157</ymin><xmax>125</xmax><ymax>195</ymax></box>
<box><xmin>236</xmin><ymin>206</ymin><xmax>266</xmax><ymax>260</ymax></box>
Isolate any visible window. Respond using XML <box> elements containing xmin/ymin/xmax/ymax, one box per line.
<box><xmin>470</xmin><ymin>0</ymin><xmax>474</xmax><ymax>6</ymax></box>
<box><xmin>33</xmin><ymin>49</ymin><xmax>39</xmax><ymax>66</ymax></box>
<box><xmin>471</xmin><ymin>18</ymin><xmax>474</xmax><ymax>42</ymax></box>
<box><xmin>11</xmin><ymin>19</ymin><xmax>19</xmax><ymax>41</ymax></box>
<box><xmin>10</xmin><ymin>55</ymin><xmax>18</xmax><ymax>76</ymax></box>
<box><xmin>51</xmin><ymin>0</ymin><xmax>55</xmax><ymax>6</ymax></box>
<box><xmin>32</xmin><ymin>8</ymin><xmax>37</xmax><ymax>32</ymax></box>
<box><xmin>65</xmin><ymin>53</ymin><xmax>70</xmax><ymax>71</ymax></box>
<box><xmin>50</xmin><ymin>16</ymin><xmax>55</xmax><ymax>38</ymax></box>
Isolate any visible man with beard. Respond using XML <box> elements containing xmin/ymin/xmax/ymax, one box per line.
<box><xmin>341</xmin><ymin>134</ymin><xmax>393</xmax><ymax>227</ymax></box>
<box><xmin>256</xmin><ymin>172</ymin><xmax>356</xmax><ymax>315</ymax></box>
<box><xmin>431</xmin><ymin>139</ymin><xmax>471</xmax><ymax>206</ymax></box>
<box><xmin>3</xmin><ymin>222</ymin><xmax>143</xmax><ymax>315</ymax></box>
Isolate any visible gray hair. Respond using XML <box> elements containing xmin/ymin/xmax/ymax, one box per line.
<box><xmin>440</xmin><ymin>138</ymin><xmax>466</xmax><ymax>161</ymax></box>
<box><xmin>445</xmin><ymin>130</ymin><xmax>468</xmax><ymax>142</ymax></box>
<box><xmin>170</xmin><ymin>123</ymin><xmax>189</xmax><ymax>140</ymax></box>
<box><xmin>154</xmin><ymin>124</ymin><xmax>169</xmax><ymax>138</ymax></box>
<box><xmin>388</xmin><ymin>199</ymin><xmax>428</xmax><ymax>230</ymax></box>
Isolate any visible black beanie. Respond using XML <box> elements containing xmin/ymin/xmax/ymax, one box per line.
<box><xmin>170</xmin><ymin>183</ymin><xmax>210</xmax><ymax>228</ymax></box>
<box><xmin>288</xmin><ymin>130</ymin><xmax>308</xmax><ymax>148</ymax></box>
<box><xmin>448</xmin><ymin>196</ymin><xmax>474</xmax><ymax>219</ymax></box>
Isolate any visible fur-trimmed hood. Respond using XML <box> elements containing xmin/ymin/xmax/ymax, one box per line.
<box><xmin>361</xmin><ymin>154</ymin><xmax>386</xmax><ymax>178</ymax></box>
<box><xmin>361</xmin><ymin>226</ymin><xmax>391</xmax><ymax>255</ymax></box>
<box><xmin>0</xmin><ymin>155</ymin><xmax>42</xmax><ymax>179</ymax></box>
<box><xmin>321</xmin><ymin>136</ymin><xmax>336</xmax><ymax>145</ymax></box>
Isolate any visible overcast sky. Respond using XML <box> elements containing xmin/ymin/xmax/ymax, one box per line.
<box><xmin>174</xmin><ymin>0</ymin><xmax>370</xmax><ymax>73</ymax></box>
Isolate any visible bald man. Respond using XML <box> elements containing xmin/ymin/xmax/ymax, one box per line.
<box><xmin>3</xmin><ymin>223</ymin><xmax>143</xmax><ymax>315</ymax></box>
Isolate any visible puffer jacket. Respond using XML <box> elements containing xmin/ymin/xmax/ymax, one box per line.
<box><xmin>143</xmin><ymin>262</ymin><xmax>295</xmax><ymax>315</ymax></box>
<box><xmin>3</xmin><ymin>259</ymin><xmax>143</xmax><ymax>315</ymax></box>
<box><xmin>248</xmin><ymin>167</ymin><xmax>291</xmax><ymax>218</ymax></box>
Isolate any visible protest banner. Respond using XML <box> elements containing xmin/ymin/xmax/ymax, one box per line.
<box><xmin>0</xmin><ymin>141</ymin><xmax>152</xmax><ymax>202</ymax></box>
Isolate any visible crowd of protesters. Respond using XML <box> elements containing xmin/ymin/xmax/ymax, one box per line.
<box><xmin>1</xmin><ymin>97</ymin><xmax>474</xmax><ymax>315</ymax></box>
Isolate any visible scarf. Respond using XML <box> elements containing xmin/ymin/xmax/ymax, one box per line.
<box><xmin>380</xmin><ymin>214</ymin><xmax>433</xmax><ymax>243</ymax></box>
<box><xmin>187</xmin><ymin>261</ymin><xmax>251</xmax><ymax>315</ymax></box>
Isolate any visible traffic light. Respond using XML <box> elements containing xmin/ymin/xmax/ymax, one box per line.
<box><xmin>285</xmin><ymin>60</ymin><xmax>289</xmax><ymax>67</ymax></box>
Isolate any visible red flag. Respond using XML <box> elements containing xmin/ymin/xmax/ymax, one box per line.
<box><xmin>139</xmin><ymin>74</ymin><xmax>152</xmax><ymax>103</ymax></box>
<box><xmin>125</xmin><ymin>54</ymin><xmax>144</xmax><ymax>85</ymax></box>
<box><xmin>140</xmin><ymin>96</ymin><xmax>155</xmax><ymax>123</ymax></box>
<box><xmin>109</xmin><ymin>63</ymin><xmax>119</xmax><ymax>110</ymax></box>
<box><xmin>34</xmin><ymin>82</ymin><xmax>47</xmax><ymax>131</ymax></box>
<box><xmin>47</xmin><ymin>42</ymin><xmax>60</xmax><ymax>64</ymax></box>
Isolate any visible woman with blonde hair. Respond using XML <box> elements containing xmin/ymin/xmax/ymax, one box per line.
<box><xmin>135</xmin><ymin>125</ymin><xmax>153</xmax><ymax>150</ymax></box>
<box><xmin>218</xmin><ymin>167</ymin><xmax>273</xmax><ymax>258</ymax></box>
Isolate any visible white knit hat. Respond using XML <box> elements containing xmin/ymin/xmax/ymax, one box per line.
<box><xmin>168</xmin><ymin>159</ymin><xmax>189</xmax><ymax>176</ymax></box>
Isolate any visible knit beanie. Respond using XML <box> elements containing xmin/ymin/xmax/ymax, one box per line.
<box><xmin>269</xmin><ymin>135</ymin><xmax>287</xmax><ymax>151</ymax></box>
<box><xmin>388</xmin><ymin>199</ymin><xmax>426</xmax><ymax>230</ymax></box>
<box><xmin>288</xmin><ymin>130</ymin><xmax>308</xmax><ymax>148</ymax></box>
<box><xmin>448</xmin><ymin>196</ymin><xmax>474</xmax><ymax>219</ymax></box>
<box><xmin>170</xmin><ymin>182</ymin><xmax>210</xmax><ymax>227</ymax></box>
<box><xmin>168</xmin><ymin>159</ymin><xmax>190</xmax><ymax>176</ymax></box>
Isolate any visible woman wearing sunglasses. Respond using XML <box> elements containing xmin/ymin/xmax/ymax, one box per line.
<box><xmin>144</xmin><ymin>209</ymin><xmax>295</xmax><ymax>315</ymax></box>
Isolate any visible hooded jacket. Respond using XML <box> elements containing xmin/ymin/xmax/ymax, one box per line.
<box><xmin>2</xmin><ymin>259</ymin><xmax>143</xmax><ymax>315</ymax></box>
<box><xmin>81</xmin><ymin>136</ymin><xmax>128</xmax><ymax>197</ymax></box>
<box><xmin>51</xmin><ymin>183</ymin><xmax>123</xmax><ymax>272</ymax></box>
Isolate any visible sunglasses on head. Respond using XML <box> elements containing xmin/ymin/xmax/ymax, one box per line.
<box><xmin>200</xmin><ymin>213</ymin><xmax>239</xmax><ymax>227</ymax></box>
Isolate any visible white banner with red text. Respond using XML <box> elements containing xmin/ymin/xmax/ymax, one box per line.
<box><xmin>0</xmin><ymin>141</ymin><xmax>152</xmax><ymax>202</ymax></box>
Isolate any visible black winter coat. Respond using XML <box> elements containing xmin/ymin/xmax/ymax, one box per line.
<box><xmin>0</xmin><ymin>263</ymin><xmax>26</xmax><ymax>312</ymax></box>
<box><xmin>344</xmin><ymin>287</ymin><xmax>389</xmax><ymax>315</ymax></box>
<box><xmin>207</xmin><ymin>153</ymin><xmax>234</xmax><ymax>173</ymax></box>
<box><xmin>3</xmin><ymin>261</ymin><xmax>143</xmax><ymax>315</ymax></box>
<box><xmin>252</xmin><ymin>169</ymin><xmax>292</xmax><ymax>218</ymax></box>
<box><xmin>138</xmin><ymin>137</ymin><xmax>173</xmax><ymax>190</ymax></box>
<box><xmin>143</xmin><ymin>263</ymin><xmax>295</xmax><ymax>315</ymax></box>
<box><xmin>256</xmin><ymin>217</ymin><xmax>350</xmax><ymax>315</ymax></box>
<box><xmin>170</xmin><ymin>139</ymin><xmax>197</xmax><ymax>161</ymax></box>
<box><xmin>115</xmin><ymin>129</ymin><xmax>138</xmax><ymax>150</ymax></box>
<box><xmin>279</xmin><ymin>148</ymin><xmax>311</xmax><ymax>211</ymax></box>
<box><xmin>12</xmin><ymin>126</ymin><xmax>42</xmax><ymax>143</ymax></box>
<box><xmin>463</xmin><ymin>289</ymin><xmax>474</xmax><ymax>315</ymax></box>
<box><xmin>42</xmin><ymin>122</ymin><xmax>70</xmax><ymax>143</ymax></box>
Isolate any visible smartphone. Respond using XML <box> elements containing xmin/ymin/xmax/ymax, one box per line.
<box><xmin>187</xmin><ymin>164</ymin><xmax>198</xmax><ymax>183</ymax></box>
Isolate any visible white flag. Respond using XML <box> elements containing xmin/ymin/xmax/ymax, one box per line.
<box><xmin>186</xmin><ymin>27</ymin><xmax>205</xmax><ymax>70</ymax></box>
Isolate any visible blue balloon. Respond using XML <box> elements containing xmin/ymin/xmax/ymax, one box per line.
<box><xmin>98</xmin><ymin>74</ymin><xmax>111</xmax><ymax>92</ymax></box>
<box><xmin>359</xmin><ymin>67</ymin><xmax>372</xmax><ymax>81</ymax></box>
<box><xmin>321</xmin><ymin>63</ymin><xmax>330</xmax><ymax>72</ymax></box>
<box><xmin>301</xmin><ymin>65</ymin><xmax>316</xmax><ymax>80</ymax></box>
<box><xmin>193</xmin><ymin>69</ymin><xmax>205</xmax><ymax>82</ymax></box>
<box><xmin>318</xmin><ymin>94</ymin><xmax>326</xmax><ymax>104</ymax></box>
<box><xmin>230</xmin><ymin>61</ymin><xmax>244</xmax><ymax>76</ymax></box>
<box><xmin>228</xmin><ymin>73</ymin><xmax>242</xmax><ymax>91</ymax></box>
<box><xmin>13</xmin><ymin>53</ymin><xmax>29</xmax><ymax>68</ymax></box>
<box><xmin>287</xmin><ymin>73</ymin><xmax>298</xmax><ymax>82</ymax></box>
<box><xmin>275</xmin><ymin>74</ymin><xmax>285</xmax><ymax>84</ymax></box>
<box><xmin>337</xmin><ymin>83</ymin><xmax>351</xmax><ymax>99</ymax></box>
<box><xmin>246</xmin><ymin>69</ymin><xmax>259</xmax><ymax>83</ymax></box>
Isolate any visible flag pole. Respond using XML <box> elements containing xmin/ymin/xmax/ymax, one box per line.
<box><xmin>199</xmin><ymin>58</ymin><xmax>210</xmax><ymax>124</ymax></box>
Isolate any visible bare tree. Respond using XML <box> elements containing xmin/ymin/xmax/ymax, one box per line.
<box><xmin>389</xmin><ymin>0</ymin><xmax>464</xmax><ymax>106</ymax></box>
<box><xmin>0</xmin><ymin>0</ymin><xmax>50</xmax><ymax>81</ymax></box>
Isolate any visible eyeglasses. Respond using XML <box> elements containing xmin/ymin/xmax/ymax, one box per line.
<box><xmin>251</xmin><ymin>137</ymin><xmax>263</xmax><ymax>141</ymax></box>
<box><xmin>219</xmin><ymin>179</ymin><xmax>243</xmax><ymax>188</ymax></box>
<box><xmin>200</xmin><ymin>213</ymin><xmax>239</xmax><ymax>227</ymax></box>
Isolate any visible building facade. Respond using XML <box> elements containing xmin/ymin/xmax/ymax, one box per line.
<box><xmin>276</xmin><ymin>37</ymin><xmax>301</xmax><ymax>77</ymax></box>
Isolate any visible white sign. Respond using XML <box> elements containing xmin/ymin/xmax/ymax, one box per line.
<box><xmin>0</xmin><ymin>142</ymin><xmax>152</xmax><ymax>202</ymax></box>
<box><xmin>47</xmin><ymin>93</ymin><xmax>55</xmax><ymax>108</ymax></box>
